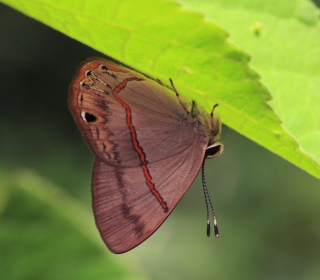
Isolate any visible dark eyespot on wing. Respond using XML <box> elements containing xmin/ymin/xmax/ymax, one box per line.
<box><xmin>83</xmin><ymin>112</ymin><xmax>97</xmax><ymax>122</ymax></box>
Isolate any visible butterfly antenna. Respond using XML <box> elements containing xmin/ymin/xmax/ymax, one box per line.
<box><xmin>201</xmin><ymin>161</ymin><xmax>220</xmax><ymax>238</ymax></box>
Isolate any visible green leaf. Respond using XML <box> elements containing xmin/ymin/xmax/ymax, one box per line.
<box><xmin>0</xmin><ymin>169</ymin><xmax>145</xmax><ymax>280</ymax></box>
<box><xmin>1</xmin><ymin>0</ymin><xmax>319</xmax><ymax>178</ymax></box>
<box><xmin>179</xmin><ymin>0</ymin><xmax>320</xmax><ymax>175</ymax></box>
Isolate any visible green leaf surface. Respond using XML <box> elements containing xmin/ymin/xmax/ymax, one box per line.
<box><xmin>179</xmin><ymin>0</ymin><xmax>320</xmax><ymax>173</ymax></box>
<box><xmin>1</xmin><ymin>0</ymin><xmax>319</xmax><ymax>178</ymax></box>
<box><xmin>0</xmin><ymin>169</ymin><xmax>145</xmax><ymax>280</ymax></box>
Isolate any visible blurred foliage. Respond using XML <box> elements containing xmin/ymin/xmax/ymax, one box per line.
<box><xmin>0</xmin><ymin>170</ymin><xmax>142</xmax><ymax>280</ymax></box>
<box><xmin>0</xmin><ymin>1</ymin><xmax>320</xmax><ymax>280</ymax></box>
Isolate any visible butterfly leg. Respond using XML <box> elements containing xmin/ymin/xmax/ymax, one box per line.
<box><xmin>169</xmin><ymin>78</ymin><xmax>191</xmax><ymax>114</ymax></box>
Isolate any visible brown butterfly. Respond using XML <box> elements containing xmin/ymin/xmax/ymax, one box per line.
<box><xmin>69</xmin><ymin>58</ymin><xmax>223</xmax><ymax>253</ymax></box>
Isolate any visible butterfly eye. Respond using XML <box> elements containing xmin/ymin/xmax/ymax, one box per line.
<box><xmin>205</xmin><ymin>143</ymin><xmax>224</xmax><ymax>159</ymax></box>
<box><xmin>81</xmin><ymin>112</ymin><xmax>97</xmax><ymax>123</ymax></box>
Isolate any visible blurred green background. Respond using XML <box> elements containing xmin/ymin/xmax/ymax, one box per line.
<box><xmin>1</xmin><ymin>3</ymin><xmax>320</xmax><ymax>280</ymax></box>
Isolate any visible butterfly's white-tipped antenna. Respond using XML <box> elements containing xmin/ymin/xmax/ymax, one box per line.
<box><xmin>201</xmin><ymin>160</ymin><xmax>220</xmax><ymax>238</ymax></box>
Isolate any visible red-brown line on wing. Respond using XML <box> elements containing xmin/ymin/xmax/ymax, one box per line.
<box><xmin>113</xmin><ymin>77</ymin><xmax>169</xmax><ymax>213</ymax></box>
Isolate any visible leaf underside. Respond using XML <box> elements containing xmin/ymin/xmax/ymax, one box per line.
<box><xmin>1</xmin><ymin>0</ymin><xmax>319</xmax><ymax>178</ymax></box>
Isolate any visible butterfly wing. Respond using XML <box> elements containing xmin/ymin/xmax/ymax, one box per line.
<box><xmin>69</xmin><ymin>59</ymin><xmax>211</xmax><ymax>253</ymax></box>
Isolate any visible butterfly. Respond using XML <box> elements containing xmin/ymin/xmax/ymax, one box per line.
<box><xmin>69</xmin><ymin>58</ymin><xmax>223</xmax><ymax>253</ymax></box>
